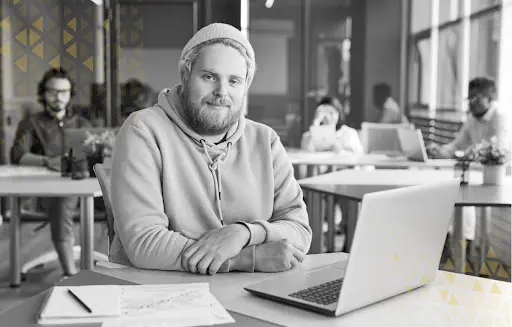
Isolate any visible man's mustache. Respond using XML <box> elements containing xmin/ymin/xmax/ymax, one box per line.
<box><xmin>206</xmin><ymin>97</ymin><xmax>231</xmax><ymax>108</ymax></box>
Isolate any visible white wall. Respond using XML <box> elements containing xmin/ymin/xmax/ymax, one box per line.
<box><xmin>363</xmin><ymin>0</ymin><xmax>402</xmax><ymax>123</ymax></box>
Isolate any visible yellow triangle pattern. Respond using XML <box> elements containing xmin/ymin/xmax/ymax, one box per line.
<box><xmin>33</xmin><ymin>17</ymin><xmax>43</xmax><ymax>32</ymax></box>
<box><xmin>0</xmin><ymin>42</ymin><xmax>10</xmax><ymax>55</ymax></box>
<box><xmin>15</xmin><ymin>55</ymin><xmax>27</xmax><ymax>72</ymax></box>
<box><xmin>445</xmin><ymin>272</ymin><xmax>456</xmax><ymax>284</ymax></box>
<box><xmin>81</xmin><ymin>18</ymin><xmax>89</xmax><ymax>31</ymax></box>
<box><xmin>66</xmin><ymin>43</ymin><xmax>76</xmax><ymax>58</ymax></box>
<box><xmin>487</xmin><ymin>247</ymin><xmax>496</xmax><ymax>258</ymax></box>
<box><xmin>421</xmin><ymin>275</ymin><xmax>429</xmax><ymax>284</ymax></box>
<box><xmin>49</xmin><ymin>55</ymin><xmax>60</xmax><ymax>68</ymax></box>
<box><xmin>393</xmin><ymin>253</ymin><xmax>400</xmax><ymax>262</ymax></box>
<box><xmin>13</xmin><ymin>0</ymin><xmax>21</xmax><ymax>4</ymax></box>
<box><xmin>15</xmin><ymin>28</ymin><xmax>27</xmax><ymax>46</ymax></box>
<box><xmin>439</xmin><ymin>289</ymin><xmax>449</xmax><ymax>300</ymax></box>
<box><xmin>29</xmin><ymin>29</ymin><xmax>40</xmax><ymax>46</ymax></box>
<box><xmin>448</xmin><ymin>294</ymin><xmax>459</xmax><ymax>306</ymax></box>
<box><xmin>444</xmin><ymin>259</ymin><xmax>455</xmax><ymax>271</ymax></box>
<box><xmin>63</xmin><ymin>30</ymin><xmax>73</xmax><ymax>44</ymax></box>
<box><xmin>479</xmin><ymin>263</ymin><xmax>491</xmax><ymax>276</ymax></box>
<box><xmin>490</xmin><ymin>282</ymin><xmax>502</xmax><ymax>294</ymax></box>
<box><xmin>496</xmin><ymin>265</ymin><xmax>509</xmax><ymax>278</ymax></box>
<box><xmin>64</xmin><ymin>7</ymin><xmax>72</xmax><ymax>17</ymax></box>
<box><xmin>488</xmin><ymin>261</ymin><xmax>499</xmax><ymax>274</ymax></box>
<box><xmin>32</xmin><ymin>42</ymin><xmax>43</xmax><ymax>59</ymax></box>
<box><xmin>464</xmin><ymin>261</ymin><xmax>473</xmax><ymax>273</ymax></box>
<box><xmin>473</xmin><ymin>280</ymin><xmax>484</xmax><ymax>292</ymax></box>
<box><xmin>67</xmin><ymin>18</ymin><xmax>76</xmax><ymax>31</ymax></box>
<box><xmin>1</xmin><ymin>17</ymin><xmax>11</xmax><ymax>32</ymax></box>
<box><xmin>104</xmin><ymin>19</ymin><xmax>109</xmax><ymax>30</ymax></box>
<box><xmin>83</xmin><ymin>56</ymin><xmax>94</xmax><ymax>71</ymax></box>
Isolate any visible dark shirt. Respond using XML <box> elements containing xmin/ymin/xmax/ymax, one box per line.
<box><xmin>10</xmin><ymin>109</ymin><xmax>91</xmax><ymax>164</ymax></box>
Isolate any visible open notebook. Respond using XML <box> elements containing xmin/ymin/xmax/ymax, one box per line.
<box><xmin>37</xmin><ymin>284</ymin><xmax>234</xmax><ymax>326</ymax></box>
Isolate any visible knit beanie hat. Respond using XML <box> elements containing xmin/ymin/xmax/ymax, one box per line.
<box><xmin>180</xmin><ymin>23</ymin><xmax>256</xmax><ymax>87</ymax></box>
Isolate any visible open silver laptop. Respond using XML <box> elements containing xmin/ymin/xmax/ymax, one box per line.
<box><xmin>397</xmin><ymin>128</ymin><xmax>430</xmax><ymax>162</ymax></box>
<box><xmin>244</xmin><ymin>179</ymin><xmax>460</xmax><ymax>317</ymax></box>
<box><xmin>360</xmin><ymin>122</ymin><xmax>412</xmax><ymax>156</ymax></box>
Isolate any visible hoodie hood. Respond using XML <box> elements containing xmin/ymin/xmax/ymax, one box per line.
<box><xmin>156</xmin><ymin>86</ymin><xmax>246</xmax><ymax>149</ymax></box>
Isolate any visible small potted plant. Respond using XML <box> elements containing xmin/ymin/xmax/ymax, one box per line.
<box><xmin>83</xmin><ymin>129</ymin><xmax>117</xmax><ymax>177</ymax></box>
<box><xmin>470</xmin><ymin>137</ymin><xmax>510</xmax><ymax>185</ymax></box>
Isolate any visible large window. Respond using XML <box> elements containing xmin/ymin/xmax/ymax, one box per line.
<box><xmin>437</xmin><ymin>25</ymin><xmax>462</xmax><ymax>109</ymax></box>
<box><xmin>469</xmin><ymin>11</ymin><xmax>500</xmax><ymax>80</ymax></box>
<box><xmin>407</xmin><ymin>0</ymin><xmax>503</xmax><ymax>114</ymax></box>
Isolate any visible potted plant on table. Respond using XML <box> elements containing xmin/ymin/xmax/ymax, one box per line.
<box><xmin>83</xmin><ymin>129</ymin><xmax>117</xmax><ymax>177</ymax></box>
<box><xmin>470</xmin><ymin>137</ymin><xmax>510</xmax><ymax>185</ymax></box>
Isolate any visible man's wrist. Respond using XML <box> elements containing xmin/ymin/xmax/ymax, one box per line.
<box><xmin>230</xmin><ymin>246</ymin><xmax>255</xmax><ymax>272</ymax></box>
<box><xmin>233</xmin><ymin>221</ymin><xmax>251</xmax><ymax>247</ymax></box>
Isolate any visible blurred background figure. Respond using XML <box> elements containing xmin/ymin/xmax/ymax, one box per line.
<box><xmin>373</xmin><ymin>83</ymin><xmax>409</xmax><ymax>124</ymax></box>
<box><xmin>301</xmin><ymin>96</ymin><xmax>363</xmax><ymax>154</ymax></box>
<box><xmin>120</xmin><ymin>78</ymin><xmax>157</xmax><ymax>124</ymax></box>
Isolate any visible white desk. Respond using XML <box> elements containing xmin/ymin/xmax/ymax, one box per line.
<box><xmin>286</xmin><ymin>148</ymin><xmax>461</xmax><ymax>179</ymax></box>
<box><xmin>94</xmin><ymin>253</ymin><xmax>512</xmax><ymax>327</ymax></box>
<box><xmin>0</xmin><ymin>165</ymin><xmax>103</xmax><ymax>287</ymax></box>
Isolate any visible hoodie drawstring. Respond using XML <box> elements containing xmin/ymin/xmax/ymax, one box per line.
<box><xmin>200</xmin><ymin>140</ymin><xmax>232</xmax><ymax>225</ymax></box>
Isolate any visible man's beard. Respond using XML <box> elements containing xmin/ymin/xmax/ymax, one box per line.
<box><xmin>182</xmin><ymin>87</ymin><xmax>242</xmax><ymax>135</ymax></box>
<box><xmin>46</xmin><ymin>101</ymin><xmax>67</xmax><ymax>113</ymax></box>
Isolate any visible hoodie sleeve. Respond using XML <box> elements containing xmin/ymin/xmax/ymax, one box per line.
<box><xmin>250</xmin><ymin>132</ymin><xmax>312</xmax><ymax>253</ymax></box>
<box><xmin>111</xmin><ymin>115</ymin><xmax>229</xmax><ymax>271</ymax></box>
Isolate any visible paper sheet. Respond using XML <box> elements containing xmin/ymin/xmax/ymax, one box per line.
<box><xmin>102</xmin><ymin>283</ymin><xmax>234</xmax><ymax>327</ymax></box>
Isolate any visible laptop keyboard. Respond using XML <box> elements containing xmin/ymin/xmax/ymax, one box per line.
<box><xmin>288</xmin><ymin>278</ymin><xmax>343</xmax><ymax>305</ymax></box>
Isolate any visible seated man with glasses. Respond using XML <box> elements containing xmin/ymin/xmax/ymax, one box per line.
<box><xmin>427</xmin><ymin>77</ymin><xmax>509</xmax><ymax>262</ymax></box>
<box><xmin>10</xmin><ymin>67</ymin><xmax>91</xmax><ymax>277</ymax></box>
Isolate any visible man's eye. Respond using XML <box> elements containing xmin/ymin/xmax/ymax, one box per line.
<box><xmin>203</xmin><ymin>75</ymin><xmax>215</xmax><ymax>81</ymax></box>
<box><xmin>230</xmin><ymin>79</ymin><xmax>240</xmax><ymax>85</ymax></box>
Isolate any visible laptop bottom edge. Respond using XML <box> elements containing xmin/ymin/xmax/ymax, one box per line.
<box><xmin>244</xmin><ymin>288</ymin><xmax>337</xmax><ymax>317</ymax></box>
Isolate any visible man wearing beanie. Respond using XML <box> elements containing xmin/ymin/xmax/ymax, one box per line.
<box><xmin>110</xmin><ymin>23</ymin><xmax>312</xmax><ymax>275</ymax></box>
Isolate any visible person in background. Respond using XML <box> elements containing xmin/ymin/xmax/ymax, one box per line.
<box><xmin>120</xmin><ymin>78</ymin><xmax>156</xmax><ymax>124</ymax></box>
<box><xmin>373</xmin><ymin>83</ymin><xmax>409</xmax><ymax>124</ymax></box>
<box><xmin>428</xmin><ymin>77</ymin><xmax>509</xmax><ymax>158</ymax></box>
<box><xmin>10</xmin><ymin>67</ymin><xmax>91</xmax><ymax>277</ymax></box>
<box><xmin>428</xmin><ymin>77</ymin><xmax>510</xmax><ymax>261</ymax></box>
<box><xmin>110</xmin><ymin>23</ymin><xmax>311</xmax><ymax>275</ymax></box>
<box><xmin>301</xmin><ymin>96</ymin><xmax>364</xmax><ymax>154</ymax></box>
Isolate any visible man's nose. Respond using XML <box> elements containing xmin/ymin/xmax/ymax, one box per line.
<box><xmin>57</xmin><ymin>92</ymin><xmax>67</xmax><ymax>101</ymax></box>
<box><xmin>213</xmin><ymin>80</ymin><xmax>228</xmax><ymax>97</ymax></box>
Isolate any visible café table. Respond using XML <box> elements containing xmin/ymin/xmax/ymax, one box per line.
<box><xmin>0</xmin><ymin>165</ymin><xmax>103</xmax><ymax>287</ymax></box>
<box><xmin>2</xmin><ymin>253</ymin><xmax>511</xmax><ymax>327</ymax></box>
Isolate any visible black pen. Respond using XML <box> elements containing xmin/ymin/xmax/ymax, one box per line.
<box><xmin>68</xmin><ymin>289</ymin><xmax>92</xmax><ymax>313</ymax></box>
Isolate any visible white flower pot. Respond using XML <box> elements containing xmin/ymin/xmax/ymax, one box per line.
<box><xmin>482</xmin><ymin>165</ymin><xmax>506</xmax><ymax>185</ymax></box>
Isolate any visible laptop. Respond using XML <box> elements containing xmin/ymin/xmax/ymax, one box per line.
<box><xmin>244</xmin><ymin>178</ymin><xmax>460</xmax><ymax>317</ymax></box>
<box><xmin>360</xmin><ymin>122</ymin><xmax>412</xmax><ymax>156</ymax></box>
<box><xmin>397</xmin><ymin>128</ymin><xmax>430</xmax><ymax>162</ymax></box>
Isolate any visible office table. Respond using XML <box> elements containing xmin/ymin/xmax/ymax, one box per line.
<box><xmin>299</xmin><ymin>169</ymin><xmax>512</xmax><ymax>274</ymax></box>
<box><xmin>286</xmin><ymin>148</ymin><xmax>461</xmax><ymax>178</ymax></box>
<box><xmin>2</xmin><ymin>253</ymin><xmax>511</xmax><ymax>327</ymax></box>
<box><xmin>0</xmin><ymin>165</ymin><xmax>103</xmax><ymax>287</ymax></box>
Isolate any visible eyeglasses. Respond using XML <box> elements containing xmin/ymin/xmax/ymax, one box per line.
<box><xmin>466</xmin><ymin>94</ymin><xmax>483</xmax><ymax>103</ymax></box>
<box><xmin>46</xmin><ymin>88</ymin><xmax>71</xmax><ymax>96</ymax></box>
